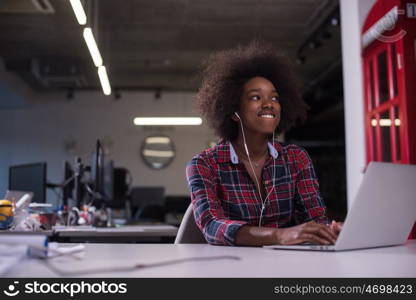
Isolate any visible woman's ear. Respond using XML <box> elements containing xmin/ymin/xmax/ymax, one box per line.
<box><xmin>231</xmin><ymin>112</ymin><xmax>239</xmax><ymax>122</ymax></box>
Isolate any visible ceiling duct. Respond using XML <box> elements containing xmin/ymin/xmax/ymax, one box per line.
<box><xmin>30</xmin><ymin>58</ymin><xmax>88</xmax><ymax>89</ymax></box>
<box><xmin>0</xmin><ymin>0</ymin><xmax>54</xmax><ymax>14</ymax></box>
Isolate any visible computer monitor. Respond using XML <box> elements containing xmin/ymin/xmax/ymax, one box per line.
<box><xmin>62</xmin><ymin>160</ymin><xmax>74</xmax><ymax>206</ymax></box>
<box><xmin>105</xmin><ymin>167</ymin><xmax>129</xmax><ymax>209</ymax></box>
<box><xmin>91</xmin><ymin>140</ymin><xmax>104</xmax><ymax>196</ymax></box>
<box><xmin>114</xmin><ymin>167</ymin><xmax>130</xmax><ymax>200</ymax></box>
<box><xmin>91</xmin><ymin>140</ymin><xmax>114</xmax><ymax>203</ymax></box>
<box><xmin>103</xmin><ymin>160</ymin><xmax>114</xmax><ymax>201</ymax></box>
<box><xmin>9</xmin><ymin>162</ymin><xmax>47</xmax><ymax>203</ymax></box>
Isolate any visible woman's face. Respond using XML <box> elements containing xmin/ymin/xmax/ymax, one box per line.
<box><xmin>237</xmin><ymin>76</ymin><xmax>281</xmax><ymax>136</ymax></box>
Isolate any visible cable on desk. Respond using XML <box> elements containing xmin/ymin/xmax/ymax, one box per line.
<box><xmin>42</xmin><ymin>255</ymin><xmax>241</xmax><ymax>276</ymax></box>
<box><xmin>30</xmin><ymin>245</ymin><xmax>83</xmax><ymax>261</ymax></box>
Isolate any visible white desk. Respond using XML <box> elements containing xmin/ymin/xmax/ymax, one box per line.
<box><xmin>6</xmin><ymin>241</ymin><xmax>416</xmax><ymax>277</ymax></box>
<box><xmin>0</xmin><ymin>230</ymin><xmax>54</xmax><ymax>237</ymax></box>
<box><xmin>1</xmin><ymin>225</ymin><xmax>178</xmax><ymax>243</ymax></box>
<box><xmin>55</xmin><ymin>225</ymin><xmax>178</xmax><ymax>237</ymax></box>
<box><xmin>53</xmin><ymin>224</ymin><xmax>178</xmax><ymax>243</ymax></box>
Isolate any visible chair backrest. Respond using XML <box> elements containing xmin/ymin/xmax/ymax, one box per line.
<box><xmin>174</xmin><ymin>203</ymin><xmax>206</xmax><ymax>244</ymax></box>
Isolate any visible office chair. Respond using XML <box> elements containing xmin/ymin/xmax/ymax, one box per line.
<box><xmin>174</xmin><ymin>203</ymin><xmax>206</xmax><ymax>244</ymax></box>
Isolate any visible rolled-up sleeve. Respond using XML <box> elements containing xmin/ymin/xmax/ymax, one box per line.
<box><xmin>293</xmin><ymin>148</ymin><xmax>329</xmax><ymax>225</ymax></box>
<box><xmin>186</xmin><ymin>157</ymin><xmax>247</xmax><ymax>245</ymax></box>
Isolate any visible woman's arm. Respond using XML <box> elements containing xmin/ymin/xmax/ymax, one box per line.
<box><xmin>235</xmin><ymin>221</ymin><xmax>337</xmax><ymax>246</ymax></box>
<box><xmin>186</xmin><ymin>157</ymin><xmax>248</xmax><ymax>245</ymax></box>
<box><xmin>292</xmin><ymin>147</ymin><xmax>330</xmax><ymax>225</ymax></box>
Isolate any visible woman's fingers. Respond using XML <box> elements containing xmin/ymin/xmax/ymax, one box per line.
<box><xmin>281</xmin><ymin>221</ymin><xmax>342</xmax><ymax>245</ymax></box>
<box><xmin>300</xmin><ymin>232</ymin><xmax>331</xmax><ymax>245</ymax></box>
<box><xmin>303</xmin><ymin>222</ymin><xmax>337</xmax><ymax>244</ymax></box>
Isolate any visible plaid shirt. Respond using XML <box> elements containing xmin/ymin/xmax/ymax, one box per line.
<box><xmin>186</xmin><ymin>139</ymin><xmax>329</xmax><ymax>245</ymax></box>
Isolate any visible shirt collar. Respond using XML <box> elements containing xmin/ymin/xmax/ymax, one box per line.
<box><xmin>227</xmin><ymin>140</ymin><xmax>278</xmax><ymax>164</ymax></box>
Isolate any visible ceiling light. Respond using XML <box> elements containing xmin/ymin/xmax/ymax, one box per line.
<box><xmin>69</xmin><ymin>0</ymin><xmax>87</xmax><ymax>25</ymax></box>
<box><xmin>133</xmin><ymin>117</ymin><xmax>202</xmax><ymax>126</ymax></box>
<box><xmin>98</xmin><ymin>66</ymin><xmax>111</xmax><ymax>95</ymax></box>
<box><xmin>83</xmin><ymin>27</ymin><xmax>103</xmax><ymax>67</ymax></box>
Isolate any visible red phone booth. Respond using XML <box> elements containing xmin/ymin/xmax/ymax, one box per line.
<box><xmin>362</xmin><ymin>0</ymin><xmax>416</xmax><ymax>238</ymax></box>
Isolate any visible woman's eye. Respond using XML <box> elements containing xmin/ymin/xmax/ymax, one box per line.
<box><xmin>250</xmin><ymin>95</ymin><xmax>260</xmax><ymax>101</ymax></box>
<box><xmin>271</xmin><ymin>96</ymin><xmax>279</xmax><ymax>102</ymax></box>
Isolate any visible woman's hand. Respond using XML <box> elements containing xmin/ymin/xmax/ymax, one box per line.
<box><xmin>275</xmin><ymin>221</ymin><xmax>338</xmax><ymax>245</ymax></box>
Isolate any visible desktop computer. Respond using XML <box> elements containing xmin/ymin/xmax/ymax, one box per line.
<box><xmin>9</xmin><ymin>162</ymin><xmax>47</xmax><ymax>203</ymax></box>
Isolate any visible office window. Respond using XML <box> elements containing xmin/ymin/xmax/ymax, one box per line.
<box><xmin>380</xmin><ymin>110</ymin><xmax>392</xmax><ymax>162</ymax></box>
<box><xmin>391</xmin><ymin>43</ymin><xmax>398</xmax><ymax>98</ymax></box>
<box><xmin>377</xmin><ymin>50</ymin><xmax>389</xmax><ymax>104</ymax></box>
<box><xmin>394</xmin><ymin>106</ymin><xmax>401</xmax><ymax>161</ymax></box>
<box><xmin>371</xmin><ymin>117</ymin><xmax>378</xmax><ymax>160</ymax></box>
<box><xmin>369</xmin><ymin>60</ymin><xmax>376</xmax><ymax>109</ymax></box>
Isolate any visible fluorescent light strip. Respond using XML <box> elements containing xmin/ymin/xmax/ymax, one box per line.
<box><xmin>134</xmin><ymin>117</ymin><xmax>202</xmax><ymax>126</ymax></box>
<box><xmin>83</xmin><ymin>28</ymin><xmax>103</xmax><ymax>67</ymax></box>
<box><xmin>69</xmin><ymin>0</ymin><xmax>87</xmax><ymax>25</ymax></box>
<box><xmin>98</xmin><ymin>66</ymin><xmax>111</xmax><ymax>95</ymax></box>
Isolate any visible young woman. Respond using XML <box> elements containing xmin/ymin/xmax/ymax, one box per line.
<box><xmin>186</xmin><ymin>41</ymin><xmax>342</xmax><ymax>246</ymax></box>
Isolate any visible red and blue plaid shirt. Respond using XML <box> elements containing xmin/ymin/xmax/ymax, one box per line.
<box><xmin>186</xmin><ymin>139</ymin><xmax>329</xmax><ymax>245</ymax></box>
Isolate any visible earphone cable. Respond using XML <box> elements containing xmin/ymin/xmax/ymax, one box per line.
<box><xmin>258</xmin><ymin>131</ymin><xmax>276</xmax><ymax>226</ymax></box>
<box><xmin>236</xmin><ymin>114</ymin><xmax>264</xmax><ymax>208</ymax></box>
<box><xmin>235</xmin><ymin>112</ymin><xmax>276</xmax><ymax>227</ymax></box>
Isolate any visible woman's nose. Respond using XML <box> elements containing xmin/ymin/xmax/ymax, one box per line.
<box><xmin>262</xmin><ymin>98</ymin><xmax>273</xmax><ymax>108</ymax></box>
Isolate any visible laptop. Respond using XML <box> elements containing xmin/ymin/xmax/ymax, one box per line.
<box><xmin>263</xmin><ymin>162</ymin><xmax>416</xmax><ymax>251</ymax></box>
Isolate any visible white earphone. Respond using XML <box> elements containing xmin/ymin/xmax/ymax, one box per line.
<box><xmin>234</xmin><ymin>112</ymin><xmax>250</xmax><ymax>155</ymax></box>
<box><xmin>234</xmin><ymin>111</ymin><xmax>276</xmax><ymax>226</ymax></box>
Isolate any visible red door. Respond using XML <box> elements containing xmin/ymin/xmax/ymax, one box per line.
<box><xmin>363</xmin><ymin>41</ymin><xmax>402</xmax><ymax>163</ymax></box>
<box><xmin>362</xmin><ymin>0</ymin><xmax>416</xmax><ymax>239</ymax></box>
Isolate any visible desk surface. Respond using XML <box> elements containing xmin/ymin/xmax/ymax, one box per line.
<box><xmin>1</xmin><ymin>225</ymin><xmax>178</xmax><ymax>243</ymax></box>
<box><xmin>0</xmin><ymin>230</ymin><xmax>54</xmax><ymax>237</ymax></box>
<box><xmin>54</xmin><ymin>225</ymin><xmax>178</xmax><ymax>237</ymax></box>
<box><xmin>6</xmin><ymin>241</ymin><xmax>416</xmax><ymax>277</ymax></box>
